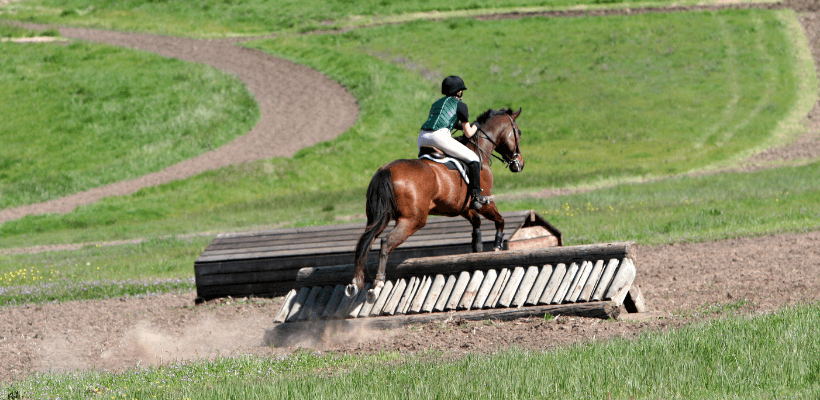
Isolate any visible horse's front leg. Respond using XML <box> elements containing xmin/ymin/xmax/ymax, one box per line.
<box><xmin>478</xmin><ymin>204</ymin><xmax>506</xmax><ymax>251</ymax></box>
<box><xmin>465</xmin><ymin>210</ymin><xmax>483</xmax><ymax>253</ymax></box>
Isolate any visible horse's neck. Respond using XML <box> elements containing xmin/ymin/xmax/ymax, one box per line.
<box><xmin>470</xmin><ymin>127</ymin><xmax>497</xmax><ymax>164</ymax></box>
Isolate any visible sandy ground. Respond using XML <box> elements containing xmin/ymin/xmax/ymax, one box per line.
<box><xmin>1</xmin><ymin>0</ymin><xmax>819</xmax><ymax>384</ymax></box>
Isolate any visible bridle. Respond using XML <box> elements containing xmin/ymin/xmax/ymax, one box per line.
<box><xmin>473</xmin><ymin>115</ymin><xmax>522</xmax><ymax>171</ymax></box>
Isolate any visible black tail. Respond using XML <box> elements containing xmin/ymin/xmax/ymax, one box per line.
<box><xmin>353</xmin><ymin>169</ymin><xmax>397</xmax><ymax>284</ymax></box>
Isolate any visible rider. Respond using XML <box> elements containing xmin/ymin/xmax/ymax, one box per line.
<box><xmin>418</xmin><ymin>76</ymin><xmax>491</xmax><ymax>210</ymax></box>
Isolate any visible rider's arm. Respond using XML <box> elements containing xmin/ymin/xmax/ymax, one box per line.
<box><xmin>457</xmin><ymin>101</ymin><xmax>477</xmax><ymax>137</ymax></box>
<box><xmin>462</xmin><ymin>122</ymin><xmax>478</xmax><ymax>138</ymax></box>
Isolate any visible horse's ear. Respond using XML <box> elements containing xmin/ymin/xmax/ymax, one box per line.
<box><xmin>512</xmin><ymin>108</ymin><xmax>522</xmax><ymax>120</ymax></box>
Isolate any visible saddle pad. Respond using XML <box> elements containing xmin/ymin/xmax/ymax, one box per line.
<box><xmin>419</xmin><ymin>154</ymin><xmax>469</xmax><ymax>184</ymax></box>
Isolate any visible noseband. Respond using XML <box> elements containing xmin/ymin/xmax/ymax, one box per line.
<box><xmin>474</xmin><ymin>115</ymin><xmax>522</xmax><ymax>171</ymax></box>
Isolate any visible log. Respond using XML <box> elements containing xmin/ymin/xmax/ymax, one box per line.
<box><xmin>434</xmin><ymin>275</ymin><xmax>457</xmax><ymax>312</ymax></box>
<box><xmin>498</xmin><ymin>267</ymin><xmax>526</xmax><ymax>307</ymax></box>
<box><xmin>538</xmin><ymin>263</ymin><xmax>566</xmax><ymax>305</ymax></box>
<box><xmin>472</xmin><ymin>269</ymin><xmax>498</xmax><ymax>309</ymax></box>
<box><xmin>294</xmin><ymin>242</ymin><xmax>634</xmax><ymax>288</ymax></box>
<box><xmin>442</xmin><ymin>271</ymin><xmax>468</xmax><ymax>311</ymax></box>
<box><xmin>264</xmin><ymin>301</ymin><xmax>621</xmax><ymax>346</ymax></box>
<box><xmin>513</xmin><ymin>266</ymin><xmax>540</xmax><ymax>307</ymax></box>
<box><xmin>526</xmin><ymin>265</ymin><xmax>553</xmax><ymax>306</ymax></box>
<box><xmin>457</xmin><ymin>270</ymin><xmax>485</xmax><ymax>311</ymax></box>
<box><xmin>578</xmin><ymin>260</ymin><xmax>605</xmax><ymax>302</ymax></box>
<box><xmin>421</xmin><ymin>275</ymin><xmax>446</xmax><ymax>313</ymax></box>
<box><xmin>552</xmin><ymin>262</ymin><xmax>579</xmax><ymax>304</ymax></box>
<box><xmin>368</xmin><ymin>280</ymin><xmax>394</xmax><ymax>317</ymax></box>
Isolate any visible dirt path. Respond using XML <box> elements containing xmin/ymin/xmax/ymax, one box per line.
<box><xmin>0</xmin><ymin>27</ymin><xmax>360</xmax><ymax>223</ymax></box>
<box><xmin>1</xmin><ymin>0</ymin><xmax>819</xmax><ymax>385</ymax></box>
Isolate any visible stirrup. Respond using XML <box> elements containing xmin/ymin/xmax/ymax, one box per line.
<box><xmin>470</xmin><ymin>191</ymin><xmax>491</xmax><ymax>209</ymax></box>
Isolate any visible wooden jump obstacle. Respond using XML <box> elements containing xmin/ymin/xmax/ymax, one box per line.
<box><xmin>265</xmin><ymin>242</ymin><xmax>643</xmax><ymax>345</ymax></box>
<box><xmin>194</xmin><ymin>210</ymin><xmax>561</xmax><ymax>301</ymax></box>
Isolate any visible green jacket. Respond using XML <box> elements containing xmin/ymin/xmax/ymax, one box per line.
<box><xmin>421</xmin><ymin>96</ymin><xmax>461</xmax><ymax>131</ymax></box>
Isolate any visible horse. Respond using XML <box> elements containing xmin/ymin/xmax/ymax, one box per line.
<box><xmin>347</xmin><ymin>107</ymin><xmax>525</xmax><ymax>302</ymax></box>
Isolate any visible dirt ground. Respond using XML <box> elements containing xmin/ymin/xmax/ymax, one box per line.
<box><xmin>1</xmin><ymin>0</ymin><xmax>820</xmax><ymax>384</ymax></box>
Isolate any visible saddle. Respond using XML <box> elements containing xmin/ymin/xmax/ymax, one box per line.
<box><xmin>418</xmin><ymin>146</ymin><xmax>470</xmax><ymax>184</ymax></box>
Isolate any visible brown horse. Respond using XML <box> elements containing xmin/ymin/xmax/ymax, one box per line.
<box><xmin>347</xmin><ymin>108</ymin><xmax>524</xmax><ymax>301</ymax></box>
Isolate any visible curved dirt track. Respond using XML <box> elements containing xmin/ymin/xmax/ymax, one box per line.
<box><xmin>0</xmin><ymin>27</ymin><xmax>360</xmax><ymax>223</ymax></box>
<box><xmin>2</xmin><ymin>0</ymin><xmax>820</xmax><ymax>385</ymax></box>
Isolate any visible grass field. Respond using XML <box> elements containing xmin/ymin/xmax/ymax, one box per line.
<box><xmin>0</xmin><ymin>0</ymin><xmax>778</xmax><ymax>37</ymax></box>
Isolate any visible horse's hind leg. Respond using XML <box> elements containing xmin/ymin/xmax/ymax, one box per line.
<box><xmin>368</xmin><ymin>216</ymin><xmax>425</xmax><ymax>302</ymax></box>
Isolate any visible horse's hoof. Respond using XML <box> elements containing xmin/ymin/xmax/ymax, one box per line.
<box><xmin>366</xmin><ymin>289</ymin><xmax>378</xmax><ymax>304</ymax></box>
<box><xmin>493</xmin><ymin>247</ymin><xmax>502</xmax><ymax>252</ymax></box>
<box><xmin>345</xmin><ymin>284</ymin><xmax>358</xmax><ymax>298</ymax></box>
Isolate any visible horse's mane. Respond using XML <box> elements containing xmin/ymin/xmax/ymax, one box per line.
<box><xmin>474</xmin><ymin>108</ymin><xmax>513</xmax><ymax>126</ymax></box>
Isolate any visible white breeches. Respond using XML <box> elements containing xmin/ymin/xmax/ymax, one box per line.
<box><xmin>417</xmin><ymin>128</ymin><xmax>479</xmax><ymax>163</ymax></box>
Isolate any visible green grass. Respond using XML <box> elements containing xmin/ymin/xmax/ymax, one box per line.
<box><xmin>1</xmin><ymin>9</ymin><xmax>813</xmax><ymax>250</ymax></box>
<box><xmin>0</xmin><ymin>236</ymin><xmax>207</xmax><ymax>306</ymax></box>
<box><xmin>0</xmin><ymin>39</ymin><xmax>259</xmax><ymax>209</ymax></box>
<box><xmin>506</xmin><ymin>161</ymin><xmax>820</xmax><ymax>245</ymax></box>
<box><xmin>0</xmin><ymin>0</ymin><xmax>777</xmax><ymax>37</ymax></box>
<box><xmin>4</xmin><ymin>303</ymin><xmax>819</xmax><ymax>398</ymax></box>
<box><xmin>0</xmin><ymin>23</ymin><xmax>58</xmax><ymax>38</ymax></box>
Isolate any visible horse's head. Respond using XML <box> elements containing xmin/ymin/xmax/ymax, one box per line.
<box><xmin>474</xmin><ymin>108</ymin><xmax>524</xmax><ymax>172</ymax></box>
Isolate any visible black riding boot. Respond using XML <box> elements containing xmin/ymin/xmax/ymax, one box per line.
<box><xmin>467</xmin><ymin>161</ymin><xmax>491</xmax><ymax>210</ymax></box>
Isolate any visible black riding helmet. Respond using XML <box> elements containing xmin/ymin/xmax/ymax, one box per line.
<box><xmin>441</xmin><ymin>75</ymin><xmax>467</xmax><ymax>96</ymax></box>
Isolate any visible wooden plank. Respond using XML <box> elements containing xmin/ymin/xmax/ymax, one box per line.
<box><xmin>409</xmin><ymin>276</ymin><xmax>432</xmax><ymax>314</ymax></box>
<box><xmin>513</xmin><ymin>266</ymin><xmax>540</xmax><ymax>307</ymax></box>
<box><xmin>395</xmin><ymin>277</ymin><xmax>419</xmax><ymax>316</ymax></box>
<box><xmin>273</xmin><ymin>289</ymin><xmax>297</xmax><ymax>323</ymax></box>
<box><xmin>333</xmin><ymin>285</ymin><xmax>358</xmax><ymax>319</ymax></box>
<box><xmin>285</xmin><ymin>287</ymin><xmax>310</xmax><ymax>322</ymax></box>
<box><xmin>578</xmin><ymin>260</ymin><xmax>605</xmax><ymax>303</ymax></box>
<box><xmin>321</xmin><ymin>285</ymin><xmax>345</xmax><ymax>319</ymax></box>
<box><xmin>358</xmin><ymin>284</ymin><xmax>382</xmax><ymax>317</ymax></box>
<box><xmin>551</xmin><ymin>262</ymin><xmax>579</xmax><ymax>304</ymax></box>
<box><xmin>382</xmin><ymin>279</ymin><xmax>407</xmax><ymax>316</ymax></box>
<box><xmin>201</xmin><ymin>230</ymin><xmax>486</xmax><ymax>259</ymax></box>
<box><xmin>472</xmin><ymin>269</ymin><xmax>497</xmax><ymax>310</ymax></box>
<box><xmin>568</xmin><ymin>261</ymin><xmax>593</xmax><ymax>303</ymax></box>
<box><xmin>264</xmin><ymin>301</ymin><xmax>620</xmax><ymax>345</ymax></box>
<box><xmin>307</xmin><ymin>286</ymin><xmax>334</xmax><ymax>321</ymax></box>
<box><xmin>592</xmin><ymin>259</ymin><xmax>620</xmax><ymax>302</ymax></box>
<box><xmin>457</xmin><ymin>270</ymin><xmax>485</xmax><ymax>311</ymax></box>
<box><xmin>604</xmin><ymin>258</ymin><xmax>636</xmax><ymax>307</ymax></box>
<box><xmin>623</xmin><ymin>284</ymin><xmax>647</xmax><ymax>314</ymax></box>
<box><xmin>526</xmin><ymin>265</ymin><xmax>553</xmax><ymax>306</ymax></box>
<box><xmin>211</xmin><ymin>210</ymin><xmax>531</xmax><ymax>246</ymax></box>
<box><xmin>368</xmin><ymin>280</ymin><xmax>394</xmax><ymax>317</ymax></box>
<box><xmin>434</xmin><ymin>275</ymin><xmax>457</xmax><ymax>312</ymax></box>
<box><xmin>445</xmin><ymin>271</ymin><xmax>472</xmax><ymax>311</ymax></box>
<box><xmin>348</xmin><ymin>282</ymin><xmax>372</xmax><ymax>318</ymax></box>
<box><xmin>297</xmin><ymin>286</ymin><xmax>322</xmax><ymax>321</ymax></box>
<box><xmin>538</xmin><ymin>263</ymin><xmax>566</xmax><ymax>305</ymax></box>
<box><xmin>498</xmin><ymin>267</ymin><xmax>526</xmax><ymax>308</ymax></box>
<box><xmin>199</xmin><ymin>222</ymin><xmax>529</xmax><ymax>262</ymax></box>
<box><xmin>421</xmin><ymin>275</ymin><xmax>446</xmax><ymax>313</ymax></box>
<box><xmin>485</xmin><ymin>268</ymin><xmax>511</xmax><ymax>309</ymax></box>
